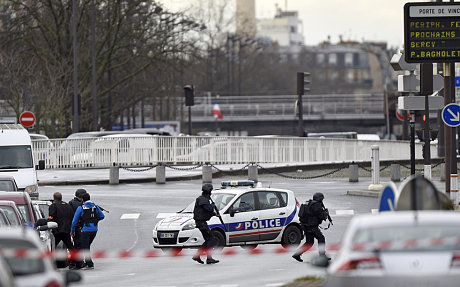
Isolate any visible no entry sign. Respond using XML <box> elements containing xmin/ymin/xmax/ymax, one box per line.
<box><xmin>19</xmin><ymin>111</ymin><xmax>36</xmax><ymax>128</ymax></box>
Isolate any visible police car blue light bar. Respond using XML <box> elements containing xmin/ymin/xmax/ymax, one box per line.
<box><xmin>221</xmin><ymin>180</ymin><xmax>255</xmax><ymax>187</ymax></box>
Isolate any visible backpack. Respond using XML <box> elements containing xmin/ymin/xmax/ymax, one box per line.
<box><xmin>298</xmin><ymin>200</ymin><xmax>320</xmax><ymax>226</ymax></box>
<box><xmin>81</xmin><ymin>205</ymin><xmax>99</xmax><ymax>227</ymax></box>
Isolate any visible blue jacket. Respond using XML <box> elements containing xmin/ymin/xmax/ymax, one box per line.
<box><xmin>71</xmin><ymin>201</ymin><xmax>105</xmax><ymax>233</ymax></box>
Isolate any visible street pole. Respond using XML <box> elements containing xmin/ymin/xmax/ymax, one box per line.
<box><xmin>91</xmin><ymin>0</ymin><xmax>98</xmax><ymax>131</ymax></box>
<box><xmin>421</xmin><ymin>63</ymin><xmax>432</xmax><ymax>179</ymax></box>
<box><xmin>410</xmin><ymin>111</ymin><xmax>416</xmax><ymax>175</ymax></box>
<box><xmin>188</xmin><ymin>106</ymin><xmax>192</xmax><ymax>135</ymax></box>
<box><xmin>72</xmin><ymin>0</ymin><xmax>79</xmax><ymax>133</ymax></box>
<box><xmin>444</xmin><ymin>62</ymin><xmax>458</xmax><ymax>202</ymax></box>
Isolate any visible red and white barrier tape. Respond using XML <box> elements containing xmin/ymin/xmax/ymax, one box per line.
<box><xmin>1</xmin><ymin>236</ymin><xmax>459</xmax><ymax>259</ymax></box>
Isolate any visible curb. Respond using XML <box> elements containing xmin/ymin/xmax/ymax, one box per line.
<box><xmin>346</xmin><ymin>190</ymin><xmax>380</xmax><ymax>197</ymax></box>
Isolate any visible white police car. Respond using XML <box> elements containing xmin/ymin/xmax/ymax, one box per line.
<box><xmin>152</xmin><ymin>180</ymin><xmax>302</xmax><ymax>249</ymax></box>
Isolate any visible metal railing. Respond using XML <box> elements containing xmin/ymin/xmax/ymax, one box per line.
<box><xmin>31</xmin><ymin>136</ymin><xmax>431</xmax><ymax>169</ymax></box>
<box><xmin>191</xmin><ymin>94</ymin><xmax>384</xmax><ymax>121</ymax></box>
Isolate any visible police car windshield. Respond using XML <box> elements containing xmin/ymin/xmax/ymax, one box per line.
<box><xmin>180</xmin><ymin>193</ymin><xmax>236</xmax><ymax>213</ymax></box>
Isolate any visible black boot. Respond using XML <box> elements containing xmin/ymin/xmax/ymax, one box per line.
<box><xmin>206</xmin><ymin>258</ymin><xmax>219</xmax><ymax>264</ymax></box>
<box><xmin>192</xmin><ymin>256</ymin><xmax>204</xmax><ymax>264</ymax></box>
<box><xmin>292</xmin><ymin>254</ymin><xmax>303</xmax><ymax>262</ymax></box>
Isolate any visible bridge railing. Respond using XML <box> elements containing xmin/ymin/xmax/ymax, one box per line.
<box><xmin>32</xmin><ymin>136</ymin><xmax>429</xmax><ymax>169</ymax></box>
<box><xmin>191</xmin><ymin>94</ymin><xmax>384</xmax><ymax>121</ymax></box>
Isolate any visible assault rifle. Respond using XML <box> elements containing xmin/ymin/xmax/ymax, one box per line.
<box><xmin>210</xmin><ymin>198</ymin><xmax>227</xmax><ymax>232</ymax></box>
<box><xmin>97</xmin><ymin>205</ymin><xmax>110</xmax><ymax>213</ymax></box>
<box><xmin>321</xmin><ymin>203</ymin><xmax>333</xmax><ymax>226</ymax></box>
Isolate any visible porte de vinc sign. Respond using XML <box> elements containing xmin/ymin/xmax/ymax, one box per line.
<box><xmin>404</xmin><ymin>2</ymin><xmax>460</xmax><ymax>63</ymax></box>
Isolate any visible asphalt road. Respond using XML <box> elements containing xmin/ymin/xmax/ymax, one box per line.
<box><xmin>37</xmin><ymin>175</ymin><xmax>395</xmax><ymax>287</ymax></box>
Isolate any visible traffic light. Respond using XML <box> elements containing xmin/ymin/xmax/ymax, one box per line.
<box><xmin>184</xmin><ymin>85</ymin><xmax>194</xmax><ymax>106</ymax></box>
<box><xmin>297</xmin><ymin>72</ymin><xmax>311</xmax><ymax>95</ymax></box>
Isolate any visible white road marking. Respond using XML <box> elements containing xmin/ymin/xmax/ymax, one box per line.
<box><xmin>156</xmin><ymin>213</ymin><xmax>177</xmax><ymax>218</ymax></box>
<box><xmin>264</xmin><ymin>283</ymin><xmax>285</xmax><ymax>287</ymax></box>
<box><xmin>335</xmin><ymin>210</ymin><xmax>355</xmax><ymax>215</ymax></box>
<box><xmin>120</xmin><ymin>213</ymin><xmax>140</xmax><ymax>220</ymax></box>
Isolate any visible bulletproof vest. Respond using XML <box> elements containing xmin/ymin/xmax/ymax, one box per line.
<box><xmin>81</xmin><ymin>205</ymin><xmax>98</xmax><ymax>227</ymax></box>
<box><xmin>193</xmin><ymin>195</ymin><xmax>214</xmax><ymax>221</ymax></box>
<box><xmin>299</xmin><ymin>200</ymin><xmax>320</xmax><ymax>226</ymax></box>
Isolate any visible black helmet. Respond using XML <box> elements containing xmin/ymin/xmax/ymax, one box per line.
<box><xmin>313</xmin><ymin>192</ymin><xmax>324</xmax><ymax>202</ymax></box>
<box><xmin>202</xmin><ymin>183</ymin><xmax>213</xmax><ymax>194</ymax></box>
<box><xmin>75</xmin><ymin>188</ymin><xmax>87</xmax><ymax>198</ymax></box>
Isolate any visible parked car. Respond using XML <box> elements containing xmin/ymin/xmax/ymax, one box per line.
<box><xmin>152</xmin><ymin>180</ymin><xmax>302</xmax><ymax>249</ymax></box>
<box><xmin>322</xmin><ymin>210</ymin><xmax>460</xmax><ymax>287</ymax></box>
<box><xmin>0</xmin><ymin>209</ymin><xmax>12</xmax><ymax>226</ymax></box>
<box><xmin>0</xmin><ymin>200</ymin><xmax>26</xmax><ymax>226</ymax></box>
<box><xmin>32</xmin><ymin>201</ymin><xmax>54</xmax><ymax>251</ymax></box>
<box><xmin>0</xmin><ymin>226</ymin><xmax>81</xmax><ymax>287</ymax></box>
<box><xmin>0</xmin><ymin>176</ymin><xmax>18</xmax><ymax>192</ymax></box>
<box><xmin>0</xmin><ymin>254</ymin><xmax>16</xmax><ymax>287</ymax></box>
<box><xmin>28</xmin><ymin>133</ymin><xmax>50</xmax><ymax>141</ymax></box>
<box><xmin>31</xmin><ymin>199</ymin><xmax>52</xmax><ymax>219</ymax></box>
<box><xmin>0</xmin><ymin>192</ymin><xmax>39</xmax><ymax>224</ymax></box>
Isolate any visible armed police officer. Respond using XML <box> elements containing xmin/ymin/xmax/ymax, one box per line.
<box><xmin>192</xmin><ymin>183</ymin><xmax>220</xmax><ymax>264</ymax></box>
<box><xmin>71</xmin><ymin>192</ymin><xmax>105</xmax><ymax>269</ymax></box>
<box><xmin>69</xmin><ymin>190</ymin><xmax>86</xmax><ymax>245</ymax></box>
<box><xmin>292</xmin><ymin>192</ymin><xmax>331</xmax><ymax>262</ymax></box>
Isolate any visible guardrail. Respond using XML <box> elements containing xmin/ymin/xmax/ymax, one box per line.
<box><xmin>31</xmin><ymin>136</ymin><xmax>431</xmax><ymax>169</ymax></box>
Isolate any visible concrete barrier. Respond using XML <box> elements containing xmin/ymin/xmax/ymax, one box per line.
<box><xmin>349</xmin><ymin>164</ymin><xmax>358</xmax><ymax>182</ymax></box>
<box><xmin>109</xmin><ymin>165</ymin><xmax>119</xmax><ymax>185</ymax></box>
<box><xmin>202</xmin><ymin>165</ymin><xmax>212</xmax><ymax>184</ymax></box>
<box><xmin>248</xmin><ymin>165</ymin><xmax>258</xmax><ymax>182</ymax></box>
<box><xmin>391</xmin><ymin>163</ymin><xmax>400</xmax><ymax>182</ymax></box>
<box><xmin>156</xmin><ymin>165</ymin><xmax>165</xmax><ymax>184</ymax></box>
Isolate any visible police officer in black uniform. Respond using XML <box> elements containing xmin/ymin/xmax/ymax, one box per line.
<box><xmin>192</xmin><ymin>183</ymin><xmax>220</xmax><ymax>264</ymax></box>
<box><xmin>68</xmin><ymin>188</ymin><xmax>86</xmax><ymax>269</ymax></box>
<box><xmin>48</xmin><ymin>192</ymin><xmax>77</xmax><ymax>268</ymax></box>
<box><xmin>292</xmin><ymin>192</ymin><xmax>328</xmax><ymax>262</ymax></box>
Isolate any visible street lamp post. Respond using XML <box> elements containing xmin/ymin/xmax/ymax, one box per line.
<box><xmin>91</xmin><ymin>0</ymin><xmax>98</xmax><ymax>131</ymax></box>
<box><xmin>72</xmin><ymin>0</ymin><xmax>79</xmax><ymax>133</ymax></box>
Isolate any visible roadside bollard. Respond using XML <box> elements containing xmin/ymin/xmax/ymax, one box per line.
<box><xmin>109</xmin><ymin>164</ymin><xmax>119</xmax><ymax>185</ymax></box>
<box><xmin>248</xmin><ymin>164</ymin><xmax>258</xmax><ymax>182</ymax></box>
<box><xmin>349</xmin><ymin>164</ymin><xmax>358</xmax><ymax>182</ymax></box>
<box><xmin>390</xmin><ymin>164</ymin><xmax>401</xmax><ymax>182</ymax></box>
<box><xmin>202</xmin><ymin>165</ymin><xmax>212</xmax><ymax>184</ymax></box>
<box><xmin>156</xmin><ymin>164</ymin><xmax>165</xmax><ymax>184</ymax></box>
<box><xmin>368</xmin><ymin>145</ymin><xmax>383</xmax><ymax>191</ymax></box>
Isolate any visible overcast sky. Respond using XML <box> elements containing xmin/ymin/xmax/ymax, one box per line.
<box><xmin>160</xmin><ymin>0</ymin><xmax>410</xmax><ymax>49</ymax></box>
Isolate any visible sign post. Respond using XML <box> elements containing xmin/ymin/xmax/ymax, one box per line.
<box><xmin>19</xmin><ymin>111</ymin><xmax>36</xmax><ymax>128</ymax></box>
<box><xmin>404</xmin><ymin>2</ymin><xmax>458</xmax><ymax>196</ymax></box>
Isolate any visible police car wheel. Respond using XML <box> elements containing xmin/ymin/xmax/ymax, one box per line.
<box><xmin>281</xmin><ymin>225</ymin><xmax>302</xmax><ymax>247</ymax></box>
<box><xmin>211</xmin><ymin>230</ymin><xmax>225</xmax><ymax>248</ymax></box>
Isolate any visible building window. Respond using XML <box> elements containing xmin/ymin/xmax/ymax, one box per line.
<box><xmin>328</xmin><ymin>53</ymin><xmax>337</xmax><ymax>65</ymax></box>
<box><xmin>345</xmin><ymin>53</ymin><xmax>353</xmax><ymax>67</ymax></box>
<box><xmin>317</xmin><ymin>53</ymin><xmax>325</xmax><ymax>64</ymax></box>
<box><xmin>346</xmin><ymin>70</ymin><xmax>354</xmax><ymax>82</ymax></box>
<box><xmin>329</xmin><ymin>70</ymin><xmax>338</xmax><ymax>81</ymax></box>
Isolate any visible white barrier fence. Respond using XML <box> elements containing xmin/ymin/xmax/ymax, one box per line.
<box><xmin>31</xmin><ymin>136</ymin><xmax>431</xmax><ymax>169</ymax></box>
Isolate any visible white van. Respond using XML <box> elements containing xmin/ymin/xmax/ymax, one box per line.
<box><xmin>0</xmin><ymin>124</ymin><xmax>44</xmax><ymax>199</ymax></box>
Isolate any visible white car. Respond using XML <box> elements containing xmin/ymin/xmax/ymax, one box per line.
<box><xmin>0</xmin><ymin>226</ymin><xmax>81</xmax><ymax>287</ymax></box>
<box><xmin>324</xmin><ymin>211</ymin><xmax>460</xmax><ymax>287</ymax></box>
<box><xmin>152</xmin><ymin>180</ymin><xmax>303</xmax><ymax>249</ymax></box>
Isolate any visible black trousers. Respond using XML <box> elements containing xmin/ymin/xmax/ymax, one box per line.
<box><xmin>53</xmin><ymin>232</ymin><xmax>75</xmax><ymax>250</ymax></box>
<box><xmin>297</xmin><ymin>225</ymin><xmax>325</xmax><ymax>255</ymax></box>
<box><xmin>81</xmin><ymin>231</ymin><xmax>97</xmax><ymax>267</ymax></box>
<box><xmin>72</xmin><ymin>227</ymin><xmax>82</xmax><ymax>249</ymax></box>
<box><xmin>196</xmin><ymin>221</ymin><xmax>216</xmax><ymax>248</ymax></box>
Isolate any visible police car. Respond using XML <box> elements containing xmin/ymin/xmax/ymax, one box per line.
<box><xmin>152</xmin><ymin>180</ymin><xmax>302</xmax><ymax>249</ymax></box>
